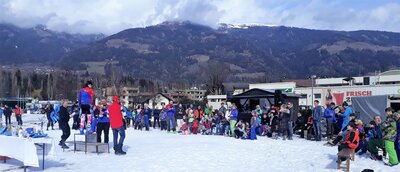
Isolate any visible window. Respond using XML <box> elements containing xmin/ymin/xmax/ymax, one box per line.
<box><xmin>210</xmin><ymin>99</ymin><xmax>216</xmax><ymax>102</ymax></box>
<box><xmin>314</xmin><ymin>94</ymin><xmax>321</xmax><ymax>99</ymax></box>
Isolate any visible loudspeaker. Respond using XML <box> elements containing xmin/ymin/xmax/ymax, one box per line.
<box><xmin>274</xmin><ymin>90</ymin><xmax>284</xmax><ymax>107</ymax></box>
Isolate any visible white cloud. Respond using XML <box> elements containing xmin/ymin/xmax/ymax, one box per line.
<box><xmin>0</xmin><ymin>0</ymin><xmax>399</xmax><ymax>34</ymax></box>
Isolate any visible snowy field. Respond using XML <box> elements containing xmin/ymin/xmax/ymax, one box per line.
<box><xmin>0</xmin><ymin>114</ymin><xmax>398</xmax><ymax>172</ymax></box>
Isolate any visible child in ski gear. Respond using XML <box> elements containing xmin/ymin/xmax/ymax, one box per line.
<box><xmin>180</xmin><ymin>115</ymin><xmax>190</xmax><ymax>135</ymax></box>
<box><xmin>134</xmin><ymin>110</ymin><xmax>143</xmax><ymax>130</ymax></box>
<box><xmin>201</xmin><ymin>118</ymin><xmax>212</xmax><ymax>135</ymax></box>
<box><xmin>192</xmin><ymin>119</ymin><xmax>199</xmax><ymax>135</ymax></box>
<box><xmin>109</xmin><ymin>96</ymin><xmax>126</xmax><ymax>155</ymax></box>
<box><xmin>160</xmin><ymin>103</ymin><xmax>168</xmax><ymax>131</ymax></box>
<box><xmin>78</xmin><ymin>81</ymin><xmax>95</xmax><ymax>133</ymax></box>
<box><xmin>194</xmin><ymin>106</ymin><xmax>204</xmax><ymax>122</ymax></box>
<box><xmin>211</xmin><ymin>114</ymin><xmax>221</xmax><ymax>135</ymax></box>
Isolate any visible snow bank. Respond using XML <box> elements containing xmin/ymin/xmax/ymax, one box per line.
<box><xmin>0</xmin><ymin>114</ymin><xmax>398</xmax><ymax>171</ymax></box>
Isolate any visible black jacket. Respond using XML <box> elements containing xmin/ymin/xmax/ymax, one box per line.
<box><xmin>176</xmin><ymin>107</ymin><xmax>186</xmax><ymax>119</ymax></box>
<box><xmin>59</xmin><ymin>106</ymin><xmax>70</xmax><ymax>123</ymax></box>
<box><xmin>153</xmin><ymin>109</ymin><xmax>160</xmax><ymax>118</ymax></box>
<box><xmin>295</xmin><ymin>115</ymin><xmax>305</xmax><ymax>126</ymax></box>
<box><xmin>3</xmin><ymin>107</ymin><xmax>12</xmax><ymax>117</ymax></box>
<box><xmin>261</xmin><ymin>116</ymin><xmax>268</xmax><ymax>125</ymax></box>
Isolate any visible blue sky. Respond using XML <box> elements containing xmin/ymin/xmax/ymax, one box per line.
<box><xmin>0</xmin><ymin>0</ymin><xmax>399</xmax><ymax>34</ymax></box>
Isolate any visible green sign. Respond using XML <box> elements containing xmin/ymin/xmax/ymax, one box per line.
<box><xmin>281</xmin><ymin>88</ymin><xmax>293</xmax><ymax>93</ymax></box>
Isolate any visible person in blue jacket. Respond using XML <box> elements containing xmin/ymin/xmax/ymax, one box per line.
<box><xmin>230</xmin><ymin>104</ymin><xmax>239</xmax><ymax>138</ymax></box>
<box><xmin>97</xmin><ymin>98</ymin><xmax>110</xmax><ymax>143</ymax></box>
<box><xmin>166</xmin><ymin>101</ymin><xmax>176</xmax><ymax>132</ymax></box>
<box><xmin>312</xmin><ymin>100</ymin><xmax>323</xmax><ymax>141</ymax></box>
<box><xmin>339</xmin><ymin>102</ymin><xmax>352</xmax><ymax>131</ymax></box>
<box><xmin>324</xmin><ymin>102</ymin><xmax>337</xmax><ymax>140</ymax></box>
<box><xmin>143</xmin><ymin>103</ymin><xmax>152</xmax><ymax>131</ymax></box>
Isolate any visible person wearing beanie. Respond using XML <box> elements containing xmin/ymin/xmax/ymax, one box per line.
<box><xmin>108</xmin><ymin>96</ymin><xmax>126</xmax><ymax>155</ymax></box>
<box><xmin>382</xmin><ymin>107</ymin><xmax>398</xmax><ymax>166</ymax></box>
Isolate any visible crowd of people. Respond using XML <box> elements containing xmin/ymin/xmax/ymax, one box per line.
<box><xmin>1</xmin><ymin>80</ymin><xmax>399</xmax><ymax>167</ymax></box>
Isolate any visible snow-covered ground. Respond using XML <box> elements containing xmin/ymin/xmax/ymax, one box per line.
<box><xmin>0</xmin><ymin>114</ymin><xmax>398</xmax><ymax>172</ymax></box>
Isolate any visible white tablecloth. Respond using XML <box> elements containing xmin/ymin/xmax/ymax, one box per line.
<box><xmin>0</xmin><ymin>135</ymin><xmax>56</xmax><ymax>167</ymax></box>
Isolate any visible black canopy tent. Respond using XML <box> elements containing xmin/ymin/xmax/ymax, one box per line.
<box><xmin>231</xmin><ymin>88</ymin><xmax>301</xmax><ymax>122</ymax></box>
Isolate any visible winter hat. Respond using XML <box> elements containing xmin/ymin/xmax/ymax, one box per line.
<box><xmin>112</xmin><ymin>96</ymin><xmax>120</xmax><ymax>102</ymax></box>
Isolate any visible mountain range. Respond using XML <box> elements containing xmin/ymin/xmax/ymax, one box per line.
<box><xmin>2</xmin><ymin>21</ymin><xmax>400</xmax><ymax>82</ymax></box>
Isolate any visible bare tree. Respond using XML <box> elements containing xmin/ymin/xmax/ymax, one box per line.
<box><xmin>202</xmin><ymin>62</ymin><xmax>230</xmax><ymax>95</ymax></box>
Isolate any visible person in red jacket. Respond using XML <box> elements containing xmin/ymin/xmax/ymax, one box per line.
<box><xmin>108</xmin><ymin>96</ymin><xmax>126</xmax><ymax>155</ymax></box>
<box><xmin>15</xmin><ymin>105</ymin><xmax>23</xmax><ymax>126</ymax></box>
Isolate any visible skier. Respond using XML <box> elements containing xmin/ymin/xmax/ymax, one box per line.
<box><xmin>59</xmin><ymin>100</ymin><xmax>71</xmax><ymax>149</ymax></box>
<box><xmin>78</xmin><ymin>81</ymin><xmax>95</xmax><ymax>134</ymax></box>
<box><xmin>109</xmin><ymin>96</ymin><xmax>126</xmax><ymax>155</ymax></box>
